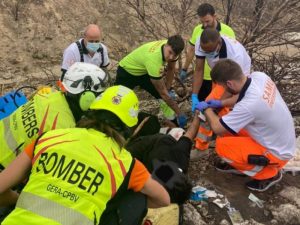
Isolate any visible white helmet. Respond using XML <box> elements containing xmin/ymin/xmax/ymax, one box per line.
<box><xmin>62</xmin><ymin>62</ymin><xmax>107</xmax><ymax>94</ymax></box>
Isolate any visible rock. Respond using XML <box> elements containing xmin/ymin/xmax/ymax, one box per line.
<box><xmin>263</xmin><ymin>209</ymin><xmax>270</xmax><ymax>217</ymax></box>
<box><xmin>219</xmin><ymin>219</ymin><xmax>230</xmax><ymax>225</ymax></box>
<box><xmin>270</xmin><ymin>219</ymin><xmax>278</xmax><ymax>225</ymax></box>
<box><xmin>9</xmin><ymin>57</ymin><xmax>23</xmax><ymax>64</ymax></box>
<box><xmin>2</xmin><ymin>73</ymin><xmax>11</xmax><ymax>79</ymax></box>
<box><xmin>240</xmin><ymin>219</ymin><xmax>265</xmax><ymax>225</ymax></box>
<box><xmin>22</xmin><ymin>65</ymin><xmax>29</xmax><ymax>72</ymax></box>
<box><xmin>183</xmin><ymin>203</ymin><xmax>206</xmax><ymax>225</ymax></box>
<box><xmin>198</xmin><ymin>204</ymin><xmax>208</xmax><ymax>216</ymax></box>
<box><xmin>176</xmin><ymin>87</ymin><xmax>186</xmax><ymax>97</ymax></box>
<box><xmin>271</xmin><ymin>203</ymin><xmax>300</xmax><ymax>224</ymax></box>
<box><xmin>279</xmin><ymin>186</ymin><xmax>300</xmax><ymax>207</ymax></box>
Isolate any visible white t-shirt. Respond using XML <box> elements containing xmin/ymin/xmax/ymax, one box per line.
<box><xmin>220</xmin><ymin>72</ymin><xmax>296</xmax><ymax>160</ymax></box>
<box><xmin>61</xmin><ymin>38</ymin><xmax>110</xmax><ymax>70</ymax></box>
<box><xmin>195</xmin><ymin>35</ymin><xmax>251</xmax><ymax>76</ymax></box>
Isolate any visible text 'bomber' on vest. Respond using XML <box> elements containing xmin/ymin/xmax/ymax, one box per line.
<box><xmin>36</xmin><ymin>152</ymin><xmax>104</xmax><ymax>195</ymax></box>
<box><xmin>21</xmin><ymin>99</ymin><xmax>38</xmax><ymax>138</ymax></box>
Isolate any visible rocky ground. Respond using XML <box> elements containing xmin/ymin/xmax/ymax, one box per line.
<box><xmin>0</xmin><ymin>1</ymin><xmax>299</xmax><ymax>224</ymax></box>
<box><xmin>184</xmin><ymin>146</ymin><xmax>300</xmax><ymax>225</ymax></box>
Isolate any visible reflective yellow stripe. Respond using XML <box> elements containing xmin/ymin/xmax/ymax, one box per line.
<box><xmin>17</xmin><ymin>192</ymin><xmax>93</xmax><ymax>225</ymax></box>
<box><xmin>3</xmin><ymin>117</ymin><xmax>18</xmax><ymax>152</ymax></box>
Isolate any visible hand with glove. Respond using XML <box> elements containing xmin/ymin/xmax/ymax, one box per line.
<box><xmin>191</xmin><ymin>94</ymin><xmax>199</xmax><ymax>112</ymax></box>
<box><xmin>177</xmin><ymin>113</ymin><xmax>187</xmax><ymax>128</ymax></box>
<box><xmin>206</xmin><ymin>99</ymin><xmax>223</xmax><ymax>108</ymax></box>
<box><xmin>179</xmin><ymin>69</ymin><xmax>187</xmax><ymax>81</ymax></box>
<box><xmin>196</xmin><ymin>101</ymin><xmax>209</xmax><ymax>112</ymax></box>
<box><xmin>168</xmin><ymin>89</ymin><xmax>176</xmax><ymax>100</ymax></box>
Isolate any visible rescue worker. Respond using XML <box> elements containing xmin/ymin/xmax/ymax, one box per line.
<box><xmin>61</xmin><ymin>24</ymin><xmax>110</xmax><ymax>80</ymax></box>
<box><xmin>179</xmin><ymin>3</ymin><xmax>235</xmax><ymax>101</ymax></box>
<box><xmin>115</xmin><ymin>35</ymin><xmax>187</xmax><ymax>128</ymax></box>
<box><xmin>0</xmin><ymin>85</ymin><xmax>170</xmax><ymax>224</ymax></box>
<box><xmin>196</xmin><ymin>59</ymin><xmax>296</xmax><ymax>192</ymax></box>
<box><xmin>191</xmin><ymin>28</ymin><xmax>251</xmax><ymax>159</ymax></box>
<box><xmin>0</xmin><ymin>62</ymin><xmax>108</xmax><ymax>169</ymax></box>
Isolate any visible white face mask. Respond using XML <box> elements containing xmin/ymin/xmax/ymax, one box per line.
<box><xmin>86</xmin><ymin>42</ymin><xmax>100</xmax><ymax>53</ymax></box>
<box><xmin>200</xmin><ymin>42</ymin><xmax>220</xmax><ymax>59</ymax></box>
<box><xmin>204</xmin><ymin>51</ymin><xmax>219</xmax><ymax>59</ymax></box>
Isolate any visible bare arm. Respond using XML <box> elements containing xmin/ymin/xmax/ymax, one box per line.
<box><xmin>204</xmin><ymin>108</ymin><xmax>227</xmax><ymax>135</ymax></box>
<box><xmin>165</xmin><ymin>61</ymin><xmax>176</xmax><ymax>90</ymax></box>
<box><xmin>140</xmin><ymin>176</ymin><xmax>170</xmax><ymax>208</ymax></box>
<box><xmin>151</xmin><ymin>78</ymin><xmax>181</xmax><ymax>115</ymax></box>
<box><xmin>192</xmin><ymin>58</ymin><xmax>205</xmax><ymax>95</ymax></box>
<box><xmin>184</xmin><ymin>111</ymin><xmax>200</xmax><ymax>140</ymax></box>
<box><xmin>0</xmin><ymin>152</ymin><xmax>31</xmax><ymax>193</ymax></box>
<box><xmin>0</xmin><ymin>152</ymin><xmax>32</xmax><ymax>206</ymax></box>
<box><xmin>182</xmin><ymin>43</ymin><xmax>195</xmax><ymax>70</ymax></box>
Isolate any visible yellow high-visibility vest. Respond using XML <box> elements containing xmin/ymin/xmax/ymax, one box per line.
<box><xmin>2</xmin><ymin>128</ymin><xmax>133</xmax><ymax>225</ymax></box>
<box><xmin>0</xmin><ymin>91</ymin><xmax>75</xmax><ymax>167</ymax></box>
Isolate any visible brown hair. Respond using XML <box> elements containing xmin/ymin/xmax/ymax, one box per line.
<box><xmin>167</xmin><ymin>35</ymin><xmax>185</xmax><ymax>55</ymax></box>
<box><xmin>77</xmin><ymin>110</ymin><xmax>127</xmax><ymax>149</ymax></box>
<box><xmin>210</xmin><ymin>59</ymin><xmax>243</xmax><ymax>83</ymax></box>
<box><xmin>197</xmin><ymin>3</ymin><xmax>215</xmax><ymax>17</ymax></box>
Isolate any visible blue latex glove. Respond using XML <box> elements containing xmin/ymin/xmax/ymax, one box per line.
<box><xmin>177</xmin><ymin>113</ymin><xmax>187</xmax><ymax>128</ymax></box>
<box><xmin>168</xmin><ymin>89</ymin><xmax>176</xmax><ymax>100</ymax></box>
<box><xmin>179</xmin><ymin>69</ymin><xmax>187</xmax><ymax>81</ymax></box>
<box><xmin>196</xmin><ymin>101</ymin><xmax>209</xmax><ymax>112</ymax></box>
<box><xmin>191</xmin><ymin>94</ymin><xmax>199</xmax><ymax>112</ymax></box>
<box><xmin>206</xmin><ymin>99</ymin><xmax>223</xmax><ymax>108</ymax></box>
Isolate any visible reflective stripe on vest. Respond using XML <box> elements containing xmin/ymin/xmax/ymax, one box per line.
<box><xmin>0</xmin><ymin>91</ymin><xmax>75</xmax><ymax>168</ymax></box>
<box><xmin>3</xmin><ymin>116</ymin><xmax>18</xmax><ymax>154</ymax></box>
<box><xmin>16</xmin><ymin>128</ymin><xmax>133</xmax><ymax>223</ymax></box>
<box><xmin>17</xmin><ymin>192</ymin><xmax>93</xmax><ymax>225</ymax></box>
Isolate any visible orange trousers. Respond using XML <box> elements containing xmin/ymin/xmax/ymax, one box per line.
<box><xmin>194</xmin><ymin>84</ymin><xmax>229</xmax><ymax>150</ymax></box>
<box><xmin>216</xmin><ymin>131</ymin><xmax>287</xmax><ymax>180</ymax></box>
<box><xmin>206</xmin><ymin>83</ymin><xmax>230</xmax><ymax>116</ymax></box>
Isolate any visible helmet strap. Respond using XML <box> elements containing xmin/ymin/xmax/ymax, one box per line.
<box><xmin>65</xmin><ymin>93</ymin><xmax>83</xmax><ymax>122</ymax></box>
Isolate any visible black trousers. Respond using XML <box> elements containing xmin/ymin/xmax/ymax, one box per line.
<box><xmin>197</xmin><ymin>79</ymin><xmax>212</xmax><ymax>101</ymax></box>
<box><xmin>99</xmin><ymin>191</ymin><xmax>147</xmax><ymax>225</ymax></box>
<box><xmin>115</xmin><ymin>66</ymin><xmax>161</xmax><ymax>99</ymax></box>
